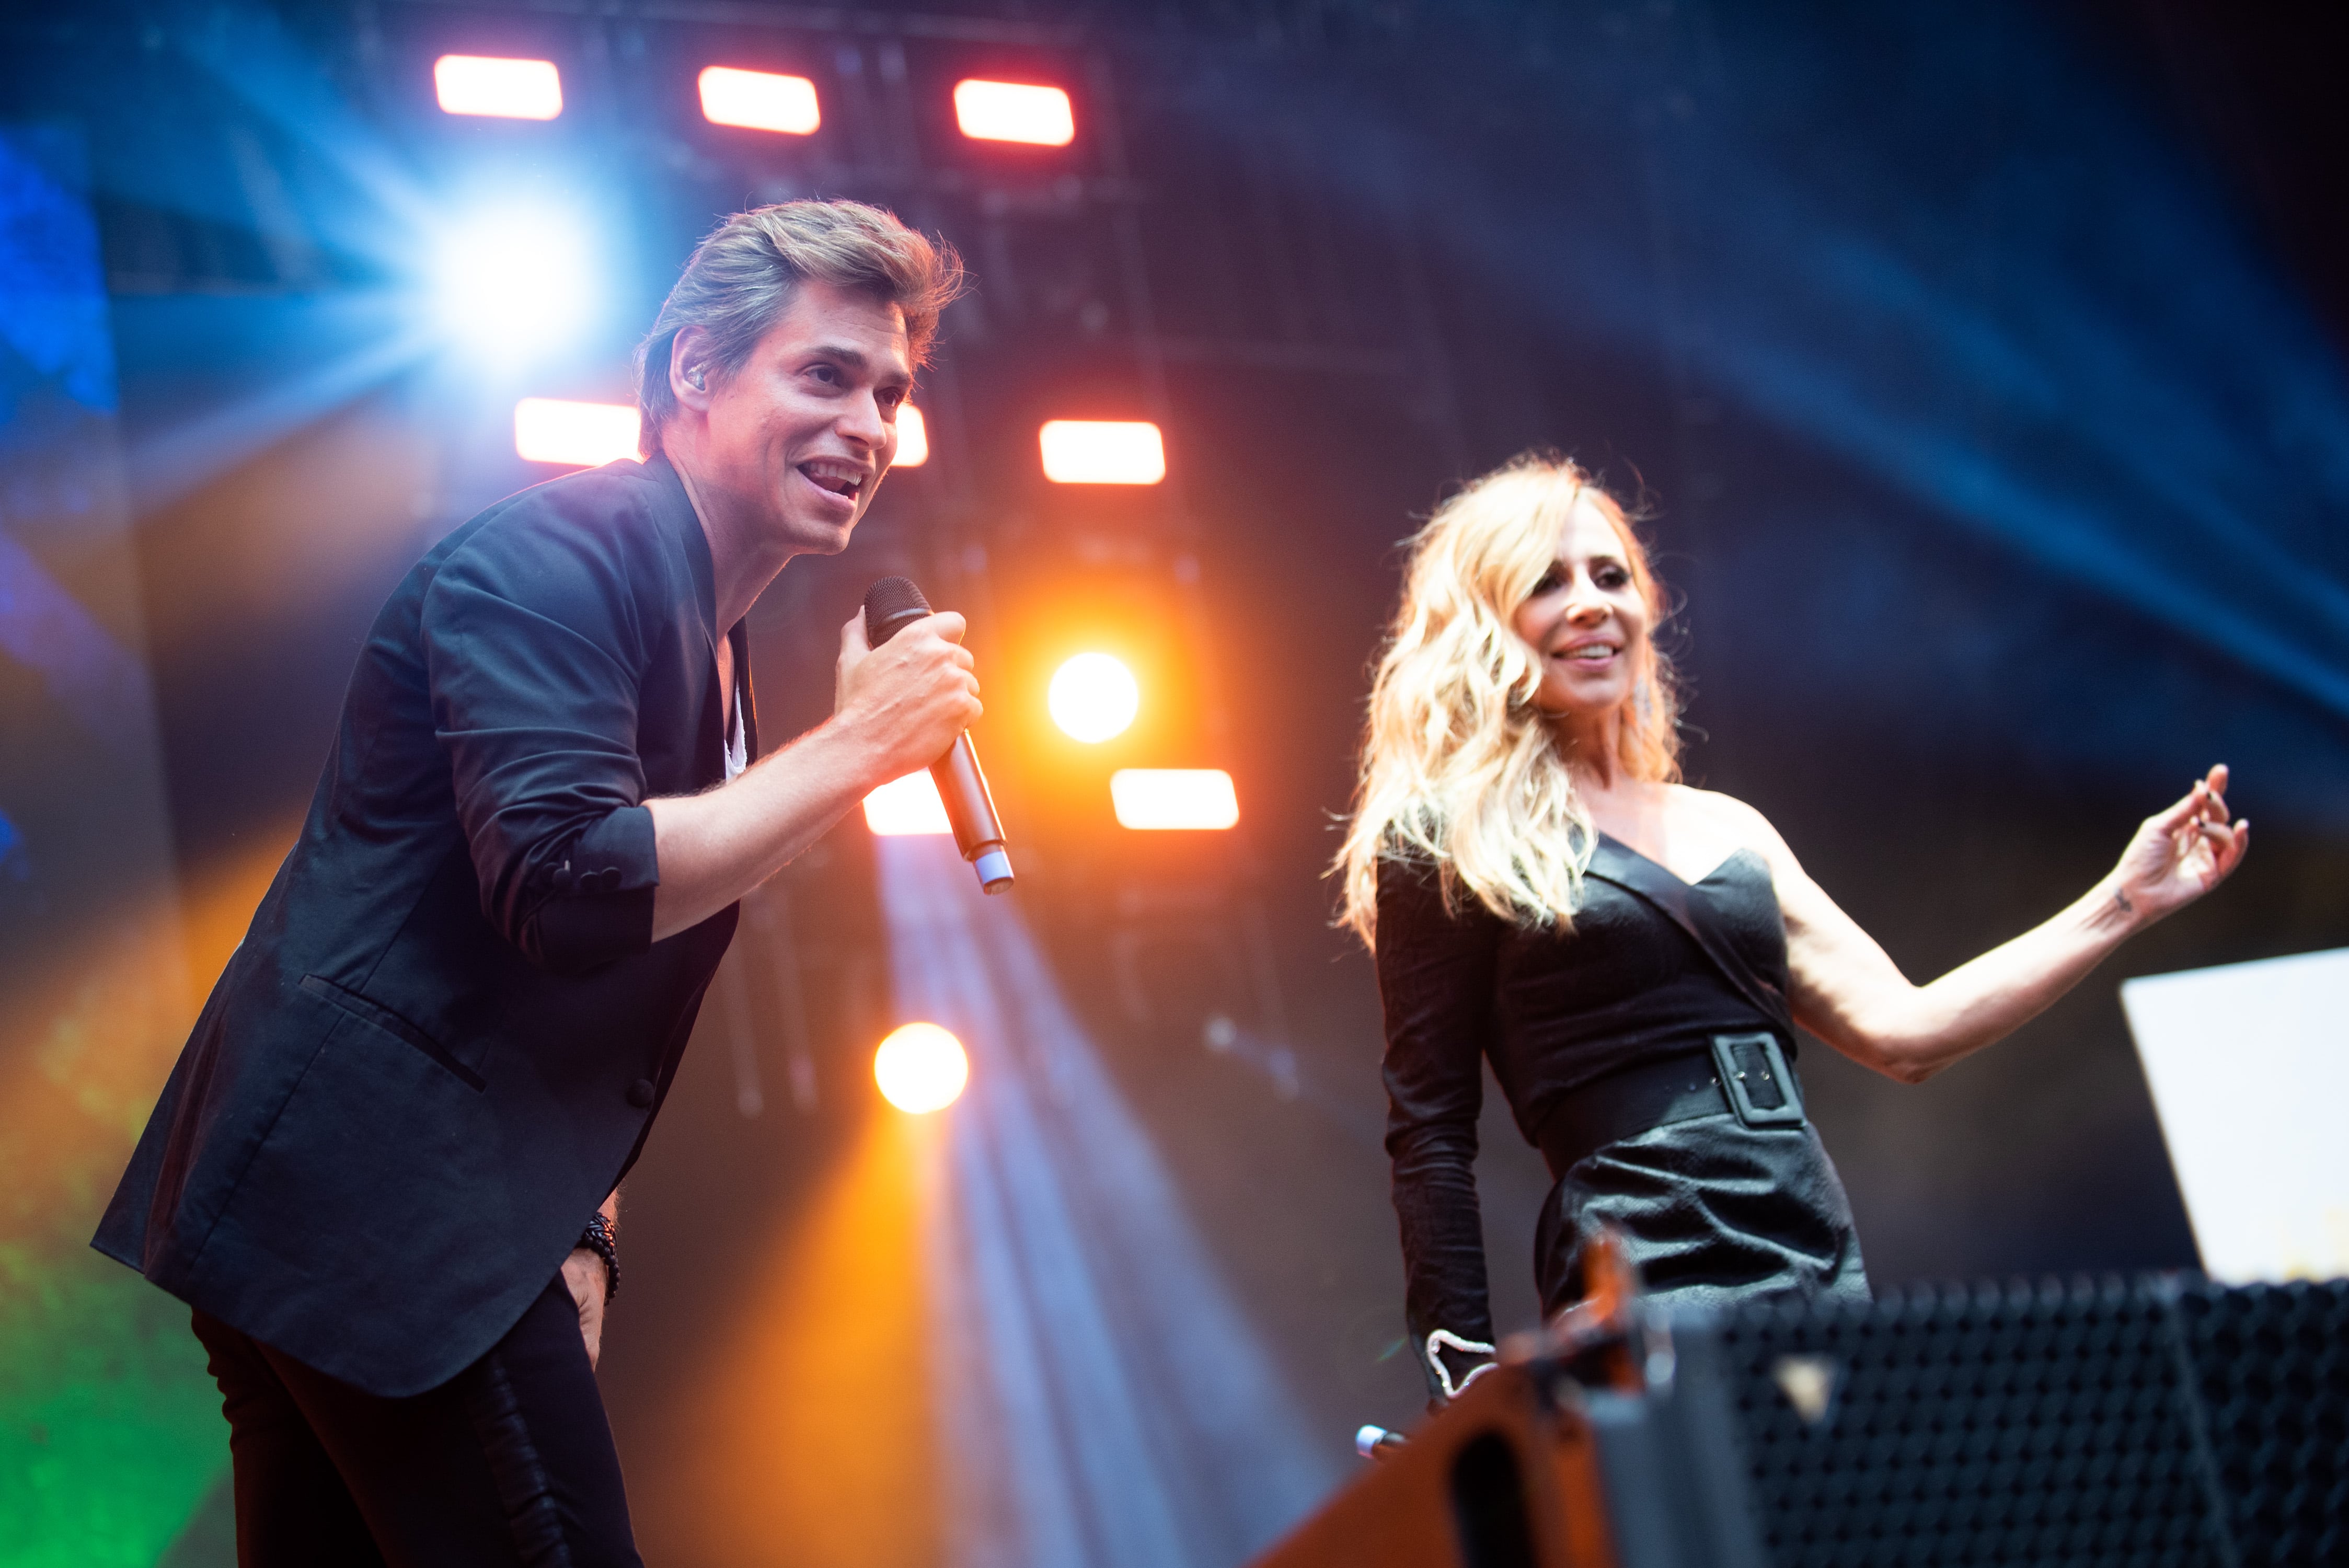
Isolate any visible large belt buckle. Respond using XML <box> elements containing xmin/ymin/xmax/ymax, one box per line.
<box><xmin>1710</xmin><ymin>1031</ymin><xmax>1805</xmax><ymax>1129</ymax></box>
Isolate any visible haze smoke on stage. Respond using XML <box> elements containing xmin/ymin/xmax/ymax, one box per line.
<box><xmin>875</xmin><ymin>834</ymin><xmax>1334</xmax><ymax>1567</ymax></box>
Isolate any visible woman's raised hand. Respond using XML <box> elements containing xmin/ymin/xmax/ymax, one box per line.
<box><xmin>2103</xmin><ymin>764</ymin><xmax>2249</xmax><ymax>926</ymax></box>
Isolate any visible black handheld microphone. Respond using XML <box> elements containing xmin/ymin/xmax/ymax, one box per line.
<box><xmin>862</xmin><ymin>577</ymin><xmax>1014</xmax><ymax>895</ymax></box>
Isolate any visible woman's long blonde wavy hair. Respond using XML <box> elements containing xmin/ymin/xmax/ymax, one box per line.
<box><xmin>1337</xmin><ymin>453</ymin><xmax>1681</xmax><ymax>947</ymax></box>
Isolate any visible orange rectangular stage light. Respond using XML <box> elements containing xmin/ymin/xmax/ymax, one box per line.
<box><xmin>1039</xmin><ymin>420</ymin><xmax>1165</xmax><ymax>484</ymax></box>
<box><xmin>1110</xmin><ymin>769</ymin><xmax>1238</xmax><ymax>831</ymax></box>
<box><xmin>698</xmin><ymin>67</ymin><xmax>821</xmax><ymax>135</ymax></box>
<box><xmin>952</xmin><ymin>80</ymin><xmax>1076</xmax><ymax>146</ymax></box>
<box><xmin>863</xmin><ymin>771</ymin><xmax>952</xmax><ymax>835</ymax></box>
<box><xmin>893</xmin><ymin>403</ymin><xmax>929</xmax><ymax>467</ymax></box>
<box><xmin>514</xmin><ymin>399</ymin><xmax>640</xmax><ymax>467</ymax></box>
<box><xmin>434</xmin><ymin>55</ymin><xmax>563</xmax><ymax>120</ymax></box>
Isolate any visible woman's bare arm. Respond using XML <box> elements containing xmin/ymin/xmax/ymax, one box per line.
<box><xmin>1729</xmin><ymin>766</ymin><xmax>2248</xmax><ymax>1084</ymax></box>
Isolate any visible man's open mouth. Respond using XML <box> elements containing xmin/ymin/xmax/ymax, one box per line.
<box><xmin>798</xmin><ymin>460</ymin><xmax>867</xmax><ymax>500</ymax></box>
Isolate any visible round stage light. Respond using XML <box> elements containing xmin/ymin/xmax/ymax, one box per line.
<box><xmin>1048</xmin><ymin>652</ymin><xmax>1139</xmax><ymax>743</ymax></box>
<box><xmin>873</xmin><ymin>1022</ymin><xmax>969</xmax><ymax>1114</ymax></box>
<box><xmin>432</xmin><ymin>207</ymin><xmax>598</xmax><ymax>360</ymax></box>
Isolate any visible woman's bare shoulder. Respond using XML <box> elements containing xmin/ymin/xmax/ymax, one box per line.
<box><xmin>1662</xmin><ymin>783</ymin><xmax>1796</xmax><ymax>859</ymax></box>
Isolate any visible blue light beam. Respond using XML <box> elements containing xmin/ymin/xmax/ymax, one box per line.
<box><xmin>876</xmin><ymin>834</ymin><xmax>1339</xmax><ymax>1568</ymax></box>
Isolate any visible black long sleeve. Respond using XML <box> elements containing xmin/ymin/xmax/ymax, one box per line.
<box><xmin>1374</xmin><ymin>854</ymin><xmax>1505</xmax><ymax>1403</ymax></box>
<box><xmin>421</xmin><ymin>505</ymin><xmax>663</xmax><ymax>974</ymax></box>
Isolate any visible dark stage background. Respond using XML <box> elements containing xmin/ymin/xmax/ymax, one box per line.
<box><xmin>3</xmin><ymin>2</ymin><xmax>2345</xmax><ymax>1564</ymax></box>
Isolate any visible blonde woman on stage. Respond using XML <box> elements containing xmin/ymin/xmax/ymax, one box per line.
<box><xmin>1337</xmin><ymin>453</ymin><xmax>2248</xmax><ymax>1406</ymax></box>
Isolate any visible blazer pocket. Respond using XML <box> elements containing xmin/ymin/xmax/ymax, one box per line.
<box><xmin>298</xmin><ymin>974</ymin><xmax>487</xmax><ymax>1092</ymax></box>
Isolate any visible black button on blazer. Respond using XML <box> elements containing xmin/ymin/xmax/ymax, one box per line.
<box><xmin>95</xmin><ymin>456</ymin><xmax>756</xmax><ymax>1397</ymax></box>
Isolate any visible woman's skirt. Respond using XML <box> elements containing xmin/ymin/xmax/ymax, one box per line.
<box><xmin>1533</xmin><ymin>1111</ymin><xmax>1872</xmax><ymax>1317</ymax></box>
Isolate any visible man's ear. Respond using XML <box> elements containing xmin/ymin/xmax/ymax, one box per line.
<box><xmin>670</xmin><ymin>327</ymin><xmax>716</xmax><ymax>413</ymax></box>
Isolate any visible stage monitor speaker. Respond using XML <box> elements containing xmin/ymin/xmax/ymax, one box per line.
<box><xmin>1252</xmin><ymin>1275</ymin><xmax>2348</xmax><ymax>1568</ymax></box>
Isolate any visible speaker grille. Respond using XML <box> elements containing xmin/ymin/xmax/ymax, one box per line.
<box><xmin>1710</xmin><ymin>1279</ymin><xmax>2221</xmax><ymax>1567</ymax></box>
<box><xmin>2172</xmin><ymin>1278</ymin><xmax>2349</xmax><ymax>1565</ymax></box>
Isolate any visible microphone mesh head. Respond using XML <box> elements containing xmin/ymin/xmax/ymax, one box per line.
<box><xmin>862</xmin><ymin>576</ymin><xmax>932</xmax><ymax>647</ymax></box>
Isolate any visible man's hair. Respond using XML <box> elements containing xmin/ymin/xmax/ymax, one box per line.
<box><xmin>634</xmin><ymin>200</ymin><xmax>965</xmax><ymax>453</ymax></box>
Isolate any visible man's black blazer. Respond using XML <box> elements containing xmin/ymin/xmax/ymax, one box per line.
<box><xmin>95</xmin><ymin>455</ymin><xmax>757</xmax><ymax>1397</ymax></box>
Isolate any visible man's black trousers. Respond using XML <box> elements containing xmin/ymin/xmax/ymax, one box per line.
<box><xmin>192</xmin><ymin>1274</ymin><xmax>642</xmax><ymax>1567</ymax></box>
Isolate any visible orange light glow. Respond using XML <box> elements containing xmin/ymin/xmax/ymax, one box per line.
<box><xmin>1048</xmin><ymin>653</ymin><xmax>1139</xmax><ymax>743</ymax></box>
<box><xmin>861</xmin><ymin>770</ymin><xmax>951</xmax><ymax>836</ymax></box>
<box><xmin>893</xmin><ymin>403</ymin><xmax>929</xmax><ymax>468</ymax></box>
<box><xmin>514</xmin><ymin>399</ymin><xmax>640</xmax><ymax>467</ymax></box>
<box><xmin>1038</xmin><ymin>420</ymin><xmax>1165</xmax><ymax>485</ymax></box>
<box><xmin>873</xmin><ymin>1023</ymin><xmax>969</xmax><ymax>1113</ymax></box>
<box><xmin>952</xmin><ymin>79</ymin><xmax>1075</xmax><ymax>146</ymax></box>
<box><xmin>1111</xmin><ymin>769</ymin><xmax>1239</xmax><ymax>830</ymax></box>
<box><xmin>434</xmin><ymin>55</ymin><xmax>563</xmax><ymax>119</ymax></box>
<box><xmin>698</xmin><ymin>66</ymin><xmax>821</xmax><ymax>134</ymax></box>
<box><xmin>636</xmin><ymin>1109</ymin><xmax>942</xmax><ymax>1562</ymax></box>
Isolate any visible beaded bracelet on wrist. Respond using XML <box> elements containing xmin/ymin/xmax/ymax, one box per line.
<box><xmin>577</xmin><ymin>1212</ymin><xmax>619</xmax><ymax>1301</ymax></box>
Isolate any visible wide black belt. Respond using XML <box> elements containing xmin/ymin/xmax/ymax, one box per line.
<box><xmin>1535</xmin><ymin>1031</ymin><xmax>1808</xmax><ymax>1180</ymax></box>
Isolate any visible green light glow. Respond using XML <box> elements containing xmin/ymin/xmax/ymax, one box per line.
<box><xmin>1</xmin><ymin>1240</ymin><xmax>225</xmax><ymax>1567</ymax></box>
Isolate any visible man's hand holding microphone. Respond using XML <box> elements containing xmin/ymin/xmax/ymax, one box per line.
<box><xmin>645</xmin><ymin>578</ymin><xmax>1005</xmax><ymax>941</ymax></box>
<box><xmin>848</xmin><ymin>577</ymin><xmax>1014</xmax><ymax>892</ymax></box>
<box><xmin>833</xmin><ymin>601</ymin><xmax>981</xmax><ymax>782</ymax></box>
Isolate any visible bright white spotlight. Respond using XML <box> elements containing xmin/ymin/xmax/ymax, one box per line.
<box><xmin>434</xmin><ymin>56</ymin><xmax>563</xmax><ymax>120</ymax></box>
<box><xmin>862</xmin><ymin>770</ymin><xmax>951</xmax><ymax>836</ymax></box>
<box><xmin>953</xmin><ymin>80</ymin><xmax>1075</xmax><ymax>146</ymax></box>
<box><xmin>1111</xmin><ymin>769</ymin><xmax>1238</xmax><ymax>830</ymax></box>
<box><xmin>1049</xmin><ymin>653</ymin><xmax>1139</xmax><ymax>743</ymax></box>
<box><xmin>698</xmin><ymin>66</ymin><xmax>821</xmax><ymax>134</ymax></box>
<box><xmin>433</xmin><ymin>208</ymin><xmax>598</xmax><ymax>359</ymax></box>
<box><xmin>893</xmin><ymin>403</ymin><xmax>929</xmax><ymax>468</ymax></box>
<box><xmin>1039</xmin><ymin>420</ymin><xmax>1165</xmax><ymax>484</ymax></box>
<box><xmin>514</xmin><ymin>399</ymin><xmax>639</xmax><ymax>467</ymax></box>
<box><xmin>874</xmin><ymin>1022</ymin><xmax>969</xmax><ymax>1113</ymax></box>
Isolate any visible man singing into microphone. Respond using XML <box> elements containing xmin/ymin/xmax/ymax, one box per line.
<box><xmin>94</xmin><ymin>199</ymin><xmax>973</xmax><ymax>1565</ymax></box>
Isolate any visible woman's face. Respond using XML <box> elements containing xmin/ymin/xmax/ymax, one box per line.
<box><xmin>1510</xmin><ymin>502</ymin><xmax>1650</xmax><ymax>722</ymax></box>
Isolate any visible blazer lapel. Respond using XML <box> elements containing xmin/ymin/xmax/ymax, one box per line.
<box><xmin>643</xmin><ymin>453</ymin><xmax>761</xmax><ymax>775</ymax></box>
<box><xmin>641</xmin><ymin>455</ymin><xmax>736</xmax><ymax>783</ymax></box>
<box><xmin>730</xmin><ymin>618</ymin><xmax>759</xmax><ymax>764</ymax></box>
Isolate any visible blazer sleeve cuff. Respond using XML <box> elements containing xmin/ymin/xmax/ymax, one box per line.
<box><xmin>528</xmin><ymin>806</ymin><xmax>658</xmax><ymax>970</ymax></box>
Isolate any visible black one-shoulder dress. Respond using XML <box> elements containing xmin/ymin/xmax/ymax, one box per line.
<box><xmin>1375</xmin><ymin>835</ymin><xmax>1869</xmax><ymax>1403</ymax></box>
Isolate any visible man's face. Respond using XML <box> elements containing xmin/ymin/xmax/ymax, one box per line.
<box><xmin>695</xmin><ymin>280</ymin><xmax>913</xmax><ymax>556</ymax></box>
